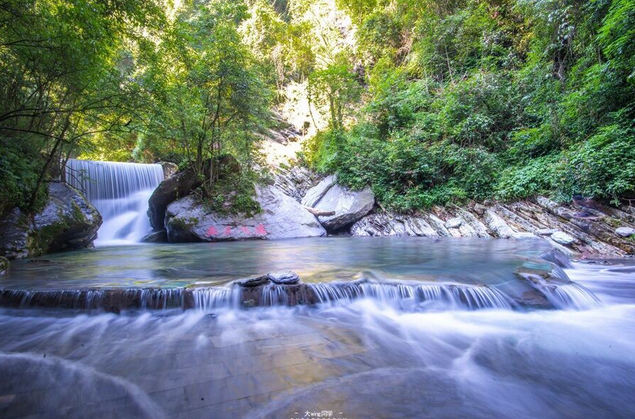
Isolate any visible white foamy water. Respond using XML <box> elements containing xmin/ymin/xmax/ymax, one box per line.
<box><xmin>65</xmin><ymin>159</ymin><xmax>164</xmax><ymax>245</ymax></box>
<box><xmin>1</xmin><ymin>238</ymin><xmax>634</xmax><ymax>418</ymax></box>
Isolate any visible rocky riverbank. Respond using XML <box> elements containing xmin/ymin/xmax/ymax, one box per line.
<box><xmin>1</xmin><ymin>165</ymin><xmax>633</xmax><ymax>261</ymax></box>
<box><xmin>147</xmin><ymin>164</ymin><xmax>635</xmax><ymax>258</ymax></box>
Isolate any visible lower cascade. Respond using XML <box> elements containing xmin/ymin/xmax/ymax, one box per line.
<box><xmin>65</xmin><ymin>159</ymin><xmax>164</xmax><ymax>245</ymax></box>
<box><xmin>0</xmin><ymin>278</ymin><xmax>600</xmax><ymax>312</ymax></box>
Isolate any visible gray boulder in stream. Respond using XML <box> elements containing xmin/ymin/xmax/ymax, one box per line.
<box><xmin>0</xmin><ymin>182</ymin><xmax>102</xmax><ymax>259</ymax></box>
<box><xmin>165</xmin><ymin>185</ymin><xmax>326</xmax><ymax>242</ymax></box>
<box><xmin>302</xmin><ymin>176</ymin><xmax>375</xmax><ymax>231</ymax></box>
<box><xmin>147</xmin><ymin>168</ymin><xmax>201</xmax><ymax>230</ymax></box>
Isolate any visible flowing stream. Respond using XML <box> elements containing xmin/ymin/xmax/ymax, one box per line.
<box><xmin>1</xmin><ymin>238</ymin><xmax>635</xmax><ymax>418</ymax></box>
<box><xmin>65</xmin><ymin>159</ymin><xmax>164</xmax><ymax>245</ymax></box>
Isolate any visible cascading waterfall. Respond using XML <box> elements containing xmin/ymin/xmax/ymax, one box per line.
<box><xmin>305</xmin><ymin>282</ymin><xmax>514</xmax><ymax>309</ymax></box>
<box><xmin>192</xmin><ymin>287</ymin><xmax>239</xmax><ymax>311</ymax></box>
<box><xmin>1</xmin><ymin>280</ymin><xmax>604</xmax><ymax>311</ymax></box>
<box><xmin>65</xmin><ymin>159</ymin><xmax>164</xmax><ymax>245</ymax></box>
<box><xmin>540</xmin><ymin>282</ymin><xmax>602</xmax><ymax>310</ymax></box>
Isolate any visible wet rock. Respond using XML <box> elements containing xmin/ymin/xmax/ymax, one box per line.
<box><xmin>551</xmin><ymin>231</ymin><xmax>577</xmax><ymax>246</ymax></box>
<box><xmin>228</xmin><ymin>271</ymin><xmax>298</xmax><ymax>289</ymax></box>
<box><xmin>165</xmin><ymin>185</ymin><xmax>325</xmax><ymax>242</ymax></box>
<box><xmin>141</xmin><ymin>230</ymin><xmax>167</xmax><ymax>243</ymax></box>
<box><xmin>268</xmin><ymin>271</ymin><xmax>300</xmax><ymax>285</ymax></box>
<box><xmin>301</xmin><ymin>175</ymin><xmax>336</xmax><ymax>208</ymax></box>
<box><xmin>148</xmin><ymin>168</ymin><xmax>201</xmax><ymax>230</ymax></box>
<box><xmin>313</xmin><ymin>184</ymin><xmax>375</xmax><ymax>231</ymax></box>
<box><xmin>235</xmin><ymin>275</ymin><xmax>270</xmax><ymax>287</ymax></box>
<box><xmin>158</xmin><ymin>162</ymin><xmax>178</xmax><ymax>180</ymax></box>
<box><xmin>242</xmin><ymin>299</ymin><xmax>256</xmax><ymax>308</ymax></box>
<box><xmin>515</xmin><ymin>261</ymin><xmax>570</xmax><ymax>284</ymax></box>
<box><xmin>537</xmin><ymin>229</ymin><xmax>559</xmax><ymax>236</ymax></box>
<box><xmin>616</xmin><ymin>227</ymin><xmax>635</xmax><ymax>237</ymax></box>
<box><xmin>445</xmin><ymin>217</ymin><xmax>463</xmax><ymax>229</ymax></box>
<box><xmin>515</xmin><ymin>290</ymin><xmax>553</xmax><ymax>309</ymax></box>
<box><xmin>32</xmin><ymin>183</ymin><xmax>102</xmax><ymax>254</ymax></box>
<box><xmin>540</xmin><ymin>249</ymin><xmax>573</xmax><ymax>269</ymax></box>
<box><xmin>0</xmin><ymin>256</ymin><xmax>8</xmax><ymax>275</ymax></box>
<box><xmin>0</xmin><ymin>183</ymin><xmax>102</xmax><ymax>259</ymax></box>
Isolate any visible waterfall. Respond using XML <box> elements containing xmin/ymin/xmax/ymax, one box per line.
<box><xmin>65</xmin><ymin>159</ymin><xmax>164</xmax><ymax>245</ymax></box>
<box><xmin>541</xmin><ymin>283</ymin><xmax>602</xmax><ymax>310</ymax></box>
<box><xmin>192</xmin><ymin>287</ymin><xmax>239</xmax><ymax>311</ymax></box>
<box><xmin>306</xmin><ymin>282</ymin><xmax>514</xmax><ymax>310</ymax></box>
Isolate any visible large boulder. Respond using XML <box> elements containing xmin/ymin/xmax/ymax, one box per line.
<box><xmin>302</xmin><ymin>176</ymin><xmax>375</xmax><ymax>231</ymax></box>
<box><xmin>550</xmin><ymin>231</ymin><xmax>577</xmax><ymax>246</ymax></box>
<box><xmin>165</xmin><ymin>185</ymin><xmax>326</xmax><ymax>242</ymax></box>
<box><xmin>0</xmin><ymin>183</ymin><xmax>102</xmax><ymax>259</ymax></box>
<box><xmin>313</xmin><ymin>185</ymin><xmax>375</xmax><ymax>231</ymax></box>
<box><xmin>140</xmin><ymin>229</ymin><xmax>167</xmax><ymax>243</ymax></box>
<box><xmin>147</xmin><ymin>168</ymin><xmax>201</xmax><ymax>230</ymax></box>
<box><xmin>301</xmin><ymin>175</ymin><xmax>336</xmax><ymax>207</ymax></box>
<box><xmin>616</xmin><ymin>227</ymin><xmax>635</xmax><ymax>237</ymax></box>
<box><xmin>33</xmin><ymin>182</ymin><xmax>102</xmax><ymax>253</ymax></box>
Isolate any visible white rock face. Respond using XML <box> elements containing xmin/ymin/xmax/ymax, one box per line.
<box><xmin>484</xmin><ymin>210</ymin><xmax>516</xmax><ymax>239</ymax></box>
<box><xmin>616</xmin><ymin>227</ymin><xmax>635</xmax><ymax>237</ymax></box>
<box><xmin>445</xmin><ymin>217</ymin><xmax>463</xmax><ymax>229</ymax></box>
<box><xmin>350</xmin><ymin>213</ymin><xmax>438</xmax><ymax>237</ymax></box>
<box><xmin>165</xmin><ymin>185</ymin><xmax>326</xmax><ymax>242</ymax></box>
<box><xmin>301</xmin><ymin>175</ymin><xmax>336</xmax><ymax>207</ymax></box>
<box><xmin>551</xmin><ymin>231</ymin><xmax>577</xmax><ymax>246</ymax></box>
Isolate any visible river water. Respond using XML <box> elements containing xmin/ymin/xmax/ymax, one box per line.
<box><xmin>1</xmin><ymin>237</ymin><xmax>634</xmax><ymax>419</ymax></box>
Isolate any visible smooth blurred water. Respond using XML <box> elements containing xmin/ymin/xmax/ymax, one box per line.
<box><xmin>1</xmin><ymin>238</ymin><xmax>634</xmax><ymax>418</ymax></box>
<box><xmin>65</xmin><ymin>159</ymin><xmax>164</xmax><ymax>245</ymax></box>
<box><xmin>2</xmin><ymin>237</ymin><xmax>553</xmax><ymax>290</ymax></box>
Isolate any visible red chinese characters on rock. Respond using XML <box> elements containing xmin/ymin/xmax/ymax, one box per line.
<box><xmin>255</xmin><ymin>224</ymin><xmax>267</xmax><ymax>236</ymax></box>
<box><xmin>206</xmin><ymin>226</ymin><xmax>218</xmax><ymax>237</ymax></box>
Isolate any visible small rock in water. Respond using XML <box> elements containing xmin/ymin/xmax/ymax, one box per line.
<box><xmin>141</xmin><ymin>230</ymin><xmax>167</xmax><ymax>243</ymax></box>
<box><xmin>551</xmin><ymin>231</ymin><xmax>577</xmax><ymax>246</ymax></box>
<box><xmin>242</xmin><ymin>299</ymin><xmax>256</xmax><ymax>308</ymax></box>
<box><xmin>615</xmin><ymin>227</ymin><xmax>635</xmax><ymax>237</ymax></box>
<box><xmin>445</xmin><ymin>217</ymin><xmax>463</xmax><ymax>229</ymax></box>
<box><xmin>268</xmin><ymin>271</ymin><xmax>300</xmax><ymax>284</ymax></box>
<box><xmin>235</xmin><ymin>275</ymin><xmax>269</xmax><ymax>287</ymax></box>
<box><xmin>537</xmin><ymin>229</ymin><xmax>559</xmax><ymax>236</ymax></box>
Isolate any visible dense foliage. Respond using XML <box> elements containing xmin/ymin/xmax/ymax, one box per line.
<box><xmin>0</xmin><ymin>0</ymin><xmax>270</xmax><ymax>214</ymax></box>
<box><xmin>1</xmin><ymin>0</ymin><xmax>634</xmax><ymax>216</ymax></box>
<box><xmin>303</xmin><ymin>0</ymin><xmax>635</xmax><ymax>210</ymax></box>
